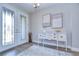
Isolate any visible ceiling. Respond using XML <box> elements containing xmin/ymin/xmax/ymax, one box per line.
<box><xmin>10</xmin><ymin>3</ymin><xmax>56</xmax><ymax>13</ymax></box>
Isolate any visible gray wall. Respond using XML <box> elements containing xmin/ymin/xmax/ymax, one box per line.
<box><xmin>29</xmin><ymin>3</ymin><xmax>79</xmax><ymax>49</ymax></box>
<box><xmin>0</xmin><ymin>4</ymin><xmax>29</xmax><ymax>52</ymax></box>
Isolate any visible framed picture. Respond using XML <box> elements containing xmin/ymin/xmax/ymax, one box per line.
<box><xmin>42</xmin><ymin>14</ymin><xmax>51</xmax><ymax>27</ymax></box>
<box><xmin>52</xmin><ymin>13</ymin><xmax>63</xmax><ymax>29</ymax></box>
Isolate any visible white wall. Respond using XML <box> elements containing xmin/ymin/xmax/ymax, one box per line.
<box><xmin>29</xmin><ymin>3</ymin><xmax>79</xmax><ymax>49</ymax></box>
<box><xmin>0</xmin><ymin>4</ymin><xmax>29</xmax><ymax>52</ymax></box>
<box><xmin>71</xmin><ymin>4</ymin><xmax>79</xmax><ymax>51</ymax></box>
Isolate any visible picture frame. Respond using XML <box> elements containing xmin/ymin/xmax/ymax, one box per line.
<box><xmin>42</xmin><ymin>14</ymin><xmax>51</xmax><ymax>27</ymax></box>
<box><xmin>52</xmin><ymin>13</ymin><xmax>63</xmax><ymax>29</ymax></box>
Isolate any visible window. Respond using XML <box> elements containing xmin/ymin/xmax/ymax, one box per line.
<box><xmin>20</xmin><ymin>15</ymin><xmax>26</xmax><ymax>40</ymax></box>
<box><xmin>2</xmin><ymin>7</ymin><xmax>14</xmax><ymax>45</ymax></box>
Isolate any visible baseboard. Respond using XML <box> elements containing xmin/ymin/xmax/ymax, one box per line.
<box><xmin>33</xmin><ymin>41</ymin><xmax>79</xmax><ymax>52</ymax></box>
<box><xmin>33</xmin><ymin>42</ymin><xmax>71</xmax><ymax>49</ymax></box>
<box><xmin>0</xmin><ymin>41</ymin><xmax>28</xmax><ymax>53</ymax></box>
<box><xmin>71</xmin><ymin>47</ymin><xmax>79</xmax><ymax>52</ymax></box>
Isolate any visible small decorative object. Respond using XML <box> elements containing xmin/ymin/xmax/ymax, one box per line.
<box><xmin>52</xmin><ymin>13</ymin><xmax>63</xmax><ymax>28</ymax></box>
<box><xmin>58</xmin><ymin>33</ymin><xmax>66</xmax><ymax>41</ymax></box>
<box><xmin>42</xmin><ymin>14</ymin><xmax>51</xmax><ymax>27</ymax></box>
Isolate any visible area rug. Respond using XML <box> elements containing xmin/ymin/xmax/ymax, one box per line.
<box><xmin>17</xmin><ymin>45</ymin><xmax>72</xmax><ymax>56</ymax></box>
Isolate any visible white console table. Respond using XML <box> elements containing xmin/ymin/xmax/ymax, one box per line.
<box><xmin>38</xmin><ymin>32</ymin><xmax>67</xmax><ymax>52</ymax></box>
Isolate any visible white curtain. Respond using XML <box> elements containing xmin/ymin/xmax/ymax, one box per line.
<box><xmin>2</xmin><ymin>8</ymin><xmax>14</xmax><ymax>45</ymax></box>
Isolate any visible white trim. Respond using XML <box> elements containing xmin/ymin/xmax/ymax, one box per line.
<box><xmin>71</xmin><ymin>47</ymin><xmax>79</xmax><ymax>52</ymax></box>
